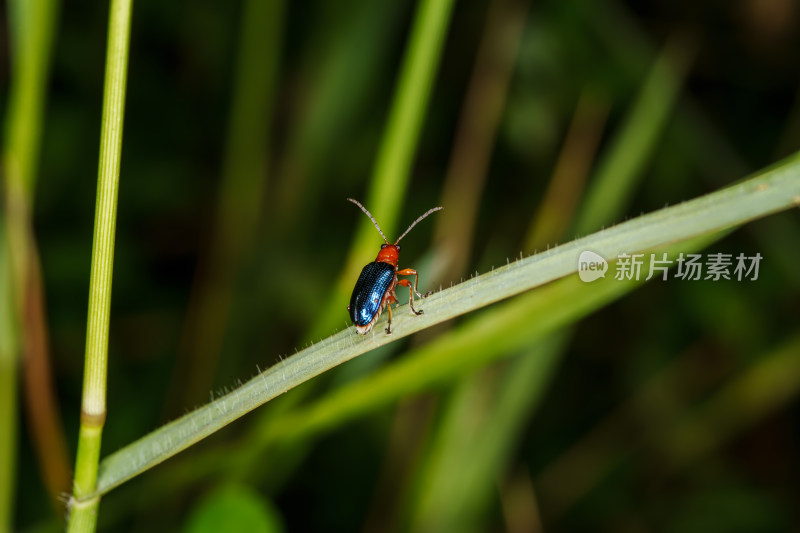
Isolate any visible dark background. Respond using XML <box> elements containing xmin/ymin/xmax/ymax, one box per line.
<box><xmin>5</xmin><ymin>0</ymin><xmax>800</xmax><ymax>530</ymax></box>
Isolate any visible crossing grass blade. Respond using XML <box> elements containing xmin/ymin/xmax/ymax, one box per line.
<box><xmin>82</xmin><ymin>152</ymin><xmax>800</xmax><ymax>500</ymax></box>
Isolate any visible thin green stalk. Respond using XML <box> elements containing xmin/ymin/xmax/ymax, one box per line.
<box><xmin>524</xmin><ymin>91</ymin><xmax>607</xmax><ymax>250</ymax></box>
<box><xmin>583</xmin><ymin>0</ymin><xmax>748</xmax><ymax>183</ymax></box>
<box><xmin>274</xmin><ymin>0</ymin><xmax>405</xmax><ymax>224</ymax></box>
<box><xmin>167</xmin><ymin>0</ymin><xmax>283</xmax><ymax>413</ymax></box>
<box><xmin>575</xmin><ymin>33</ymin><xmax>694</xmax><ymax>234</ymax></box>
<box><xmin>68</xmin><ymin>0</ymin><xmax>133</xmax><ymax>529</ymax></box>
<box><xmin>410</xmin><ymin>333</ymin><xmax>567</xmax><ymax>533</ymax></box>
<box><xmin>309</xmin><ymin>0</ymin><xmax>456</xmax><ymax>339</ymax></box>
<box><xmin>2</xmin><ymin>0</ymin><xmax>60</xmax><ymax>523</ymax></box>
<box><xmin>432</xmin><ymin>0</ymin><xmax>529</xmax><ymax>280</ymax></box>
<box><xmin>85</xmin><ymin>153</ymin><xmax>800</xmax><ymax>500</ymax></box>
<box><xmin>5</xmin><ymin>0</ymin><xmax>59</xmax><ymax>197</ymax></box>
<box><xmin>402</xmin><ymin>0</ymin><xmax>533</xmax><ymax>525</ymax></box>
<box><xmin>0</xmin><ymin>225</ymin><xmax>17</xmax><ymax>532</ymax></box>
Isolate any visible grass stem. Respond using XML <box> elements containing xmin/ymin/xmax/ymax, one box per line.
<box><xmin>67</xmin><ymin>0</ymin><xmax>133</xmax><ymax>529</ymax></box>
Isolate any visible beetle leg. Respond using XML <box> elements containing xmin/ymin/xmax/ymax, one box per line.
<box><xmin>385</xmin><ymin>300</ymin><xmax>393</xmax><ymax>334</ymax></box>
<box><xmin>396</xmin><ymin>268</ymin><xmax>432</xmax><ymax>299</ymax></box>
<box><xmin>397</xmin><ymin>278</ymin><xmax>423</xmax><ymax>316</ymax></box>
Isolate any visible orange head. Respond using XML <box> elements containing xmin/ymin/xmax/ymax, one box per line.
<box><xmin>347</xmin><ymin>198</ymin><xmax>443</xmax><ymax>268</ymax></box>
<box><xmin>375</xmin><ymin>244</ymin><xmax>400</xmax><ymax>267</ymax></box>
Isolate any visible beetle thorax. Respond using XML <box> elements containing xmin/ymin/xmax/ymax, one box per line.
<box><xmin>375</xmin><ymin>244</ymin><xmax>400</xmax><ymax>267</ymax></box>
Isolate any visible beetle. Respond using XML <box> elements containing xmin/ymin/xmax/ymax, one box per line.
<box><xmin>346</xmin><ymin>198</ymin><xmax>443</xmax><ymax>335</ymax></box>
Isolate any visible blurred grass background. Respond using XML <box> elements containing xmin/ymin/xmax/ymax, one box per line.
<box><xmin>2</xmin><ymin>0</ymin><xmax>800</xmax><ymax>531</ymax></box>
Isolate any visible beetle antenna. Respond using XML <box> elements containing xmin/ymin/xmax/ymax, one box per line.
<box><xmin>395</xmin><ymin>206</ymin><xmax>443</xmax><ymax>244</ymax></box>
<box><xmin>347</xmin><ymin>198</ymin><xmax>389</xmax><ymax>244</ymax></box>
